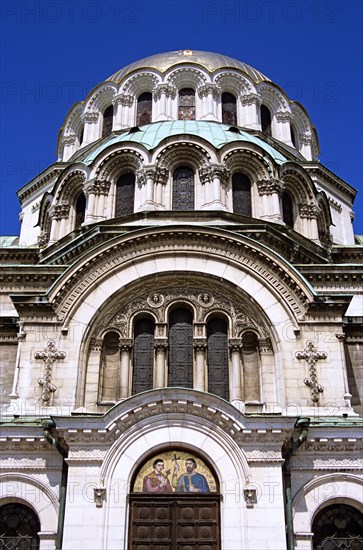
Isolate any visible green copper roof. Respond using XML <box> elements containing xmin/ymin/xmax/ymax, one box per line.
<box><xmin>80</xmin><ymin>121</ymin><xmax>288</xmax><ymax>166</ymax></box>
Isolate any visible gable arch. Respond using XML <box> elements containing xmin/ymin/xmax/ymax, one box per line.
<box><xmin>84</xmin><ymin>82</ymin><xmax>117</xmax><ymax>112</ymax></box>
<box><xmin>214</xmin><ymin>70</ymin><xmax>254</xmax><ymax>95</ymax></box>
<box><xmin>155</xmin><ymin>141</ymin><xmax>213</xmax><ymax>172</ymax></box>
<box><xmin>122</xmin><ymin>71</ymin><xmax>160</xmax><ymax>96</ymax></box>
<box><xmin>167</xmin><ymin>67</ymin><xmax>208</xmax><ymax>89</ymax></box>
<box><xmin>280</xmin><ymin>164</ymin><xmax>316</xmax><ymax>203</ymax></box>
<box><xmin>93</xmin><ymin>147</ymin><xmax>146</xmax><ymax>181</ymax></box>
<box><xmin>53</xmin><ymin>167</ymin><xmax>88</xmax><ymax>205</ymax></box>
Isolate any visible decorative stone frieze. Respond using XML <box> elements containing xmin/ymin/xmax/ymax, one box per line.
<box><xmin>275</xmin><ymin>111</ymin><xmax>292</xmax><ymax>122</ymax></box>
<box><xmin>62</xmin><ymin>134</ymin><xmax>77</xmax><ymax>145</ymax></box>
<box><xmin>299</xmin><ymin>203</ymin><xmax>320</xmax><ymax>219</ymax></box>
<box><xmin>113</xmin><ymin>93</ymin><xmax>134</xmax><ymax>106</ymax></box>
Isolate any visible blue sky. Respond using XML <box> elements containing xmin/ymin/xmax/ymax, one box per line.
<box><xmin>1</xmin><ymin>0</ymin><xmax>362</xmax><ymax>236</ymax></box>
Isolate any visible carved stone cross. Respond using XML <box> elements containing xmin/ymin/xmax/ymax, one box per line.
<box><xmin>35</xmin><ymin>340</ymin><xmax>66</xmax><ymax>403</ymax></box>
<box><xmin>295</xmin><ymin>340</ymin><xmax>327</xmax><ymax>403</ymax></box>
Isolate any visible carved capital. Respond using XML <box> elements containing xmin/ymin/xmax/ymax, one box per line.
<box><xmin>113</xmin><ymin>93</ymin><xmax>134</xmax><ymax>107</ymax></box>
<box><xmin>62</xmin><ymin>134</ymin><xmax>77</xmax><ymax>146</ymax></box>
<box><xmin>275</xmin><ymin>111</ymin><xmax>292</xmax><ymax>122</ymax></box>
<box><xmin>154</xmin><ymin>84</ymin><xmax>176</xmax><ymax>99</ymax></box>
<box><xmin>198</xmin><ymin>83</ymin><xmax>221</xmax><ymax>98</ymax></box>
<box><xmin>84</xmin><ymin>179</ymin><xmax>111</xmax><ymax>197</ymax></box>
<box><xmin>210</xmin><ymin>164</ymin><xmax>230</xmax><ymax>185</ymax></box>
<box><xmin>299</xmin><ymin>203</ymin><xmax>320</xmax><ymax>219</ymax></box>
<box><xmin>229</xmin><ymin>339</ymin><xmax>242</xmax><ymax>354</ymax></box>
<box><xmin>258</xmin><ymin>337</ymin><xmax>273</xmax><ymax>353</ymax></box>
<box><xmin>90</xmin><ymin>337</ymin><xmax>104</xmax><ymax>352</ymax></box>
<box><xmin>256</xmin><ymin>178</ymin><xmax>283</xmax><ymax>196</ymax></box>
<box><xmin>194</xmin><ymin>340</ymin><xmax>207</xmax><ymax>353</ymax></box>
<box><xmin>154</xmin><ymin>340</ymin><xmax>168</xmax><ymax>353</ymax></box>
<box><xmin>299</xmin><ymin>133</ymin><xmax>312</xmax><ymax>145</ymax></box>
<box><xmin>240</xmin><ymin>93</ymin><xmax>261</xmax><ymax>106</ymax></box>
<box><xmin>81</xmin><ymin>111</ymin><xmax>99</xmax><ymax>124</ymax></box>
<box><xmin>49</xmin><ymin>203</ymin><xmax>70</xmax><ymax>220</ymax></box>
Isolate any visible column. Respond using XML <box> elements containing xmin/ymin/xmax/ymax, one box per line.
<box><xmin>155</xmin><ymin>167</ymin><xmax>168</xmax><ymax>208</ymax></box>
<box><xmin>256</xmin><ymin>179</ymin><xmax>283</xmax><ymax>223</ymax></box>
<box><xmin>139</xmin><ymin>166</ymin><xmax>157</xmax><ymax>210</ymax></box>
<box><xmin>81</xmin><ymin>112</ymin><xmax>100</xmax><ymax>146</ymax></box>
<box><xmin>258</xmin><ymin>338</ymin><xmax>276</xmax><ymax>410</ymax></box>
<box><xmin>154</xmin><ymin>85</ymin><xmax>168</xmax><ymax>120</ymax></box>
<box><xmin>198</xmin><ymin>84</ymin><xmax>219</xmax><ymax>121</ymax></box>
<box><xmin>61</xmin><ymin>134</ymin><xmax>77</xmax><ymax>162</ymax></box>
<box><xmin>274</xmin><ymin>111</ymin><xmax>293</xmax><ymax>144</ymax></box>
<box><xmin>113</xmin><ymin>94</ymin><xmax>134</xmax><ymax>129</ymax></box>
<box><xmin>83</xmin><ymin>179</ymin><xmax>97</xmax><ymax>224</ymax></box>
<box><xmin>154</xmin><ymin>341</ymin><xmax>168</xmax><ymax>388</ymax></box>
<box><xmin>9</xmin><ymin>329</ymin><xmax>26</xmax><ymax>399</ymax></box>
<box><xmin>194</xmin><ymin>342</ymin><xmax>207</xmax><ymax>392</ymax></box>
<box><xmin>119</xmin><ymin>341</ymin><xmax>132</xmax><ymax>399</ymax></box>
<box><xmin>95</xmin><ymin>180</ymin><xmax>111</xmax><ymax>221</ymax></box>
<box><xmin>239</xmin><ymin>94</ymin><xmax>261</xmax><ymax>130</ymax></box>
<box><xmin>209</xmin><ymin>164</ymin><xmax>229</xmax><ymax>210</ymax></box>
<box><xmin>199</xmin><ymin>166</ymin><xmax>213</xmax><ymax>208</ymax></box>
<box><xmin>229</xmin><ymin>340</ymin><xmax>242</xmax><ymax>401</ymax></box>
<box><xmin>48</xmin><ymin>203</ymin><xmax>71</xmax><ymax>243</ymax></box>
<box><xmin>299</xmin><ymin>133</ymin><xmax>313</xmax><ymax>161</ymax></box>
<box><xmin>84</xmin><ymin>337</ymin><xmax>103</xmax><ymax>409</ymax></box>
<box><xmin>299</xmin><ymin>203</ymin><xmax>320</xmax><ymax>242</ymax></box>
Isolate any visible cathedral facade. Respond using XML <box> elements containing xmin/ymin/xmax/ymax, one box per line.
<box><xmin>0</xmin><ymin>50</ymin><xmax>362</xmax><ymax>550</ymax></box>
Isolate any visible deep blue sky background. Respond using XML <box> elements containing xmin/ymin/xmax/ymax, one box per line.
<box><xmin>1</xmin><ymin>0</ymin><xmax>362</xmax><ymax>236</ymax></box>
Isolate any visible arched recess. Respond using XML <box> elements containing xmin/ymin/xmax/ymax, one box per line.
<box><xmin>0</xmin><ymin>502</ymin><xmax>40</xmax><ymax>549</ymax></box>
<box><xmin>292</xmin><ymin>473</ymin><xmax>363</xmax><ymax>547</ymax></box>
<box><xmin>102</xmin><ymin>104</ymin><xmax>114</xmax><ymax>137</ymax></box>
<box><xmin>0</xmin><ymin>473</ymin><xmax>59</xmax><ymax>537</ymax></box>
<box><xmin>221</xmin><ymin>92</ymin><xmax>237</xmax><ymax>125</ymax></box>
<box><xmin>115</xmin><ymin>172</ymin><xmax>135</xmax><ymax>216</ymax></box>
<box><xmin>97</xmin><ymin>393</ymin><xmax>251</xmax><ymax>550</ymax></box>
<box><xmin>168</xmin><ymin>307</ymin><xmax>193</xmax><ymax>387</ymax></box>
<box><xmin>232</xmin><ymin>172</ymin><xmax>252</xmax><ymax>216</ymax></box>
<box><xmin>312</xmin><ymin>503</ymin><xmax>363</xmax><ymax>549</ymax></box>
<box><xmin>136</xmin><ymin>92</ymin><xmax>152</xmax><ymax>125</ymax></box>
<box><xmin>178</xmin><ymin>88</ymin><xmax>196</xmax><ymax>120</ymax></box>
<box><xmin>207</xmin><ymin>316</ymin><xmax>229</xmax><ymax>400</ymax></box>
<box><xmin>172</xmin><ymin>166</ymin><xmax>195</xmax><ymax>210</ymax></box>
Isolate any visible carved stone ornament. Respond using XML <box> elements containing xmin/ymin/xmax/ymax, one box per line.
<box><xmin>295</xmin><ymin>340</ymin><xmax>327</xmax><ymax>403</ymax></box>
<box><xmin>35</xmin><ymin>340</ymin><xmax>66</xmax><ymax>403</ymax></box>
<box><xmin>81</xmin><ymin>111</ymin><xmax>99</xmax><ymax>124</ymax></box>
<box><xmin>113</xmin><ymin>93</ymin><xmax>133</xmax><ymax>106</ymax></box>
<box><xmin>243</xmin><ymin>486</ymin><xmax>257</xmax><ymax>508</ymax></box>
<box><xmin>147</xmin><ymin>292</ymin><xmax>165</xmax><ymax>308</ymax></box>
<box><xmin>240</xmin><ymin>93</ymin><xmax>261</xmax><ymax>106</ymax></box>
<box><xmin>93</xmin><ymin>487</ymin><xmax>106</xmax><ymax>508</ymax></box>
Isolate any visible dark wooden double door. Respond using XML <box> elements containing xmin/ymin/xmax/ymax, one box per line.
<box><xmin>129</xmin><ymin>494</ymin><xmax>221</xmax><ymax>550</ymax></box>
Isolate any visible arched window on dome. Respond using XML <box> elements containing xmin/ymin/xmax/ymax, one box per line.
<box><xmin>290</xmin><ymin>123</ymin><xmax>297</xmax><ymax>147</ymax></box>
<box><xmin>172</xmin><ymin>166</ymin><xmax>194</xmax><ymax>210</ymax></box>
<box><xmin>137</xmin><ymin>92</ymin><xmax>152</xmax><ymax>125</ymax></box>
<box><xmin>102</xmin><ymin>105</ymin><xmax>114</xmax><ymax>137</ymax></box>
<box><xmin>207</xmin><ymin>317</ymin><xmax>229</xmax><ymax>400</ymax></box>
<box><xmin>132</xmin><ymin>318</ymin><xmax>155</xmax><ymax>395</ymax></box>
<box><xmin>282</xmin><ymin>190</ymin><xmax>294</xmax><ymax>228</ymax></box>
<box><xmin>98</xmin><ymin>331</ymin><xmax>120</xmax><ymax>403</ymax></box>
<box><xmin>168</xmin><ymin>308</ymin><xmax>193</xmax><ymax>388</ymax></box>
<box><xmin>242</xmin><ymin>331</ymin><xmax>260</xmax><ymax>402</ymax></box>
<box><xmin>0</xmin><ymin>503</ymin><xmax>40</xmax><ymax>550</ymax></box>
<box><xmin>115</xmin><ymin>172</ymin><xmax>135</xmax><ymax>216</ymax></box>
<box><xmin>261</xmin><ymin>104</ymin><xmax>272</xmax><ymax>136</ymax></box>
<box><xmin>178</xmin><ymin>88</ymin><xmax>195</xmax><ymax>120</ymax></box>
<box><xmin>222</xmin><ymin>92</ymin><xmax>237</xmax><ymax>125</ymax></box>
<box><xmin>232</xmin><ymin>173</ymin><xmax>252</xmax><ymax>216</ymax></box>
<box><xmin>74</xmin><ymin>192</ymin><xmax>86</xmax><ymax>229</ymax></box>
<box><xmin>312</xmin><ymin>504</ymin><xmax>363</xmax><ymax>550</ymax></box>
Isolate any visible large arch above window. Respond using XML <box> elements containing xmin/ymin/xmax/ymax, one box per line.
<box><xmin>172</xmin><ymin>166</ymin><xmax>194</xmax><ymax>211</ymax></box>
<box><xmin>115</xmin><ymin>172</ymin><xmax>135</xmax><ymax>216</ymax></box>
<box><xmin>168</xmin><ymin>308</ymin><xmax>193</xmax><ymax>388</ymax></box>
<box><xmin>222</xmin><ymin>92</ymin><xmax>237</xmax><ymax>125</ymax></box>
<box><xmin>102</xmin><ymin>105</ymin><xmax>114</xmax><ymax>137</ymax></box>
<box><xmin>137</xmin><ymin>92</ymin><xmax>152</xmax><ymax>125</ymax></box>
<box><xmin>207</xmin><ymin>317</ymin><xmax>229</xmax><ymax>400</ymax></box>
<box><xmin>312</xmin><ymin>503</ymin><xmax>363</xmax><ymax>550</ymax></box>
<box><xmin>0</xmin><ymin>503</ymin><xmax>40</xmax><ymax>550</ymax></box>
<box><xmin>232</xmin><ymin>173</ymin><xmax>252</xmax><ymax>216</ymax></box>
<box><xmin>178</xmin><ymin>88</ymin><xmax>195</xmax><ymax>120</ymax></box>
<box><xmin>132</xmin><ymin>318</ymin><xmax>154</xmax><ymax>395</ymax></box>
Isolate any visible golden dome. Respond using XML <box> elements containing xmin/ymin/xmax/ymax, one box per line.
<box><xmin>108</xmin><ymin>50</ymin><xmax>270</xmax><ymax>84</ymax></box>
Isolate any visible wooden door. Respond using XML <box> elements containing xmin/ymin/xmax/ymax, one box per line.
<box><xmin>129</xmin><ymin>494</ymin><xmax>221</xmax><ymax>550</ymax></box>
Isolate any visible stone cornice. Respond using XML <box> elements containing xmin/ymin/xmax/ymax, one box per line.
<box><xmin>48</xmin><ymin>226</ymin><xmax>314</xmax><ymax>324</ymax></box>
<box><xmin>304</xmin><ymin>164</ymin><xmax>357</xmax><ymax>203</ymax></box>
<box><xmin>0</xmin><ymin>266</ymin><xmax>65</xmax><ymax>292</ymax></box>
<box><xmin>17</xmin><ymin>164</ymin><xmax>66</xmax><ymax>205</ymax></box>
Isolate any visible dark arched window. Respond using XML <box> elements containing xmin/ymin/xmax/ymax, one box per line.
<box><xmin>75</xmin><ymin>192</ymin><xmax>86</xmax><ymax>229</ymax></box>
<box><xmin>115</xmin><ymin>173</ymin><xmax>135</xmax><ymax>216</ymax></box>
<box><xmin>0</xmin><ymin>503</ymin><xmax>40</xmax><ymax>550</ymax></box>
<box><xmin>137</xmin><ymin>92</ymin><xmax>152</xmax><ymax>125</ymax></box>
<box><xmin>99</xmin><ymin>331</ymin><xmax>120</xmax><ymax>402</ymax></box>
<box><xmin>261</xmin><ymin>105</ymin><xmax>272</xmax><ymax>136</ymax></box>
<box><xmin>132</xmin><ymin>318</ymin><xmax>154</xmax><ymax>394</ymax></box>
<box><xmin>178</xmin><ymin>88</ymin><xmax>195</xmax><ymax>120</ymax></box>
<box><xmin>232</xmin><ymin>173</ymin><xmax>252</xmax><ymax>216</ymax></box>
<box><xmin>242</xmin><ymin>331</ymin><xmax>260</xmax><ymax>402</ymax></box>
<box><xmin>172</xmin><ymin>166</ymin><xmax>194</xmax><ymax>210</ymax></box>
<box><xmin>102</xmin><ymin>105</ymin><xmax>114</xmax><ymax>137</ymax></box>
<box><xmin>207</xmin><ymin>317</ymin><xmax>229</xmax><ymax>400</ymax></box>
<box><xmin>168</xmin><ymin>308</ymin><xmax>193</xmax><ymax>387</ymax></box>
<box><xmin>312</xmin><ymin>504</ymin><xmax>363</xmax><ymax>550</ymax></box>
<box><xmin>222</xmin><ymin>92</ymin><xmax>237</xmax><ymax>125</ymax></box>
<box><xmin>282</xmin><ymin>190</ymin><xmax>294</xmax><ymax>228</ymax></box>
<box><xmin>290</xmin><ymin>124</ymin><xmax>297</xmax><ymax>147</ymax></box>
<box><xmin>79</xmin><ymin>126</ymin><xmax>84</xmax><ymax>146</ymax></box>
